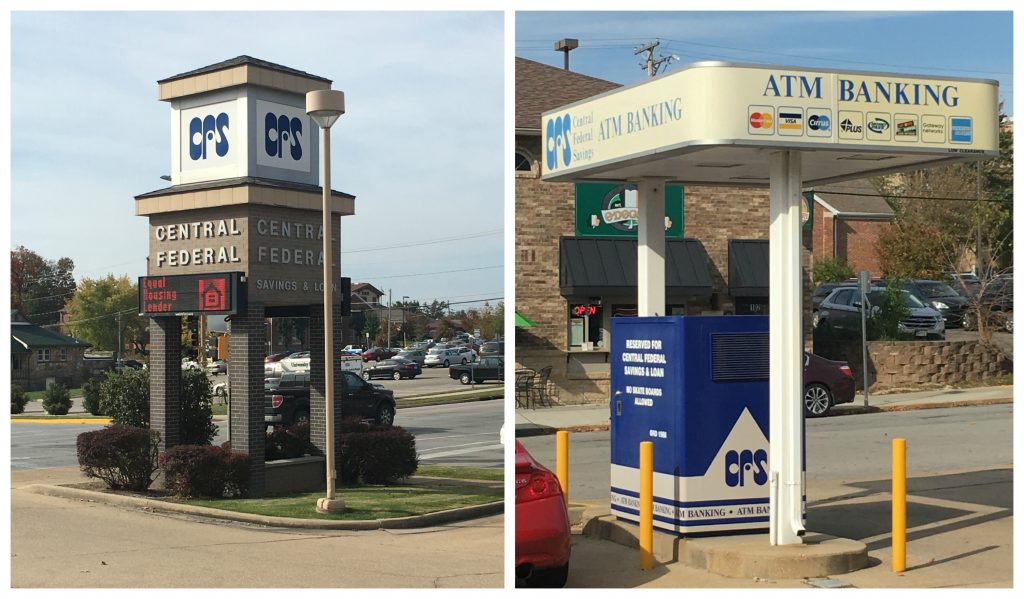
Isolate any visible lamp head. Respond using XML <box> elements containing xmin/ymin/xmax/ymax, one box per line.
<box><xmin>306</xmin><ymin>89</ymin><xmax>346</xmax><ymax>129</ymax></box>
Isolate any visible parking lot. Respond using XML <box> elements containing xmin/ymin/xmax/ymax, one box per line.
<box><xmin>946</xmin><ymin>328</ymin><xmax>1013</xmax><ymax>359</ymax></box>
<box><xmin>212</xmin><ymin>360</ymin><xmax>502</xmax><ymax>401</ymax></box>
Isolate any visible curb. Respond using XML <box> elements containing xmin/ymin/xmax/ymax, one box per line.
<box><xmin>11</xmin><ymin>417</ymin><xmax>111</xmax><ymax>424</ymax></box>
<box><xmin>515</xmin><ymin>396</ymin><xmax>1013</xmax><ymax>437</ymax></box>
<box><xmin>582</xmin><ymin>515</ymin><xmax>868</xmax><ymax>579</ymax></box>
<box><xmin>23</xmin><ymin>483</ymin><xmax>503</xmax><ymax>530</ymax></box>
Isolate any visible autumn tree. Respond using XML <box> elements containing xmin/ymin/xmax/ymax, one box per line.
<box><xmin>10</xmin><ymin>246</ymin><xmax>76</xmax><ymax>326</ymax></box>
<box><xmin>64</xmin><ymin>275</ymin><xmax>146</xmax><ymax>353</ymax></box>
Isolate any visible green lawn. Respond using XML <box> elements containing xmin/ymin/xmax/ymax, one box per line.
<box><xmin>25</xmin><ymin>387</ymin><xmax>84</xmax><ymax>400</ymax></box>
<box><xmin>417</xmin><ymin>464</ymin><xmax>503</xmax><ymax>481</ymax></box>
<box><xmin>182</xmin><ymin>481</ymin><xmax>501</xmax><ymax>520</ymax></box>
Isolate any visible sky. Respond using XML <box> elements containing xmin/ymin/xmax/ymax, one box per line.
<box><xmin>516</xmin><ymin>11</ymin><xmax>1014</xmax><ymax>117</ymax></box>
<box><xmin>8</xmin><ymin>11</ymin><xmax>504</xmax><ymax>313</ymax></box>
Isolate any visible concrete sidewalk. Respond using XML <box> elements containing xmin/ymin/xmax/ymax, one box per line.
<box><xmin>515</xmin><ymin>385</ymin><xmax>1014</xmax><ymax>437</ymax></box>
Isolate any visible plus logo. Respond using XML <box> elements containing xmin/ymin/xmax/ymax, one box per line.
<box><xmin>189</xmin><ymin>113</ymin><xmax>230</xmax><ymax>160</ymax></box>
<box><xmin>265</xmin><ymin>112</ymin><xmax>304</xmax><ymax>161</ymax></box>
<box><xmin>725</xmin><ymin>448</ymin><xmax>768</xmax><ymax>487</ymax></box>
<box><xmin>545</xmin><ymin>113</ymin><xmax>572</xmax><ymax>170</ymax></box>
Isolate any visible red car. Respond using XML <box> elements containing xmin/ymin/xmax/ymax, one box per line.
<box><xmin>360</xmin><ymin>347</ymin><xmax>396</xmax><ymax>362</ymax></box>
<box><xmin>515</xmin><ymin>440</ymin><xmax>571</xmax><ymax>588</ymax></box>
<box><xmin>804</xmin><ymin>352</ymin><xmax>855</xmax><ymax>417</ymax></box>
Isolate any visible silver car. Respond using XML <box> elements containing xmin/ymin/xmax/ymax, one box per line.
<box><xmin>814</xmin><ymin>286</ymin><xmax>945</xmax><ymax>339</ymax></box>
<box><xmin>395</xmin><ymin>349</ymin><xmax>426</xmax><ymax>366</ymax></box>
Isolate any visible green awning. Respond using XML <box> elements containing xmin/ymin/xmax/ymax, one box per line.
<box><xmin>515</xmin><ymin>311</ymin><xmax>538</xmax><ymax>327</ymax></box>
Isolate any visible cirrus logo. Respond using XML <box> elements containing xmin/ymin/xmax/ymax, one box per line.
<box><xmin>189</xmin><ymin>113</ymin><xmax>230</xmax><ymax>160</ymax></box>
<box><xmin>725</xmin><ymin>448</ymin><xmax>768</xmax><ymax>487</ymax></box>
<box><xmin>808</xmin><ymin>114</ymin><xmax>830</xmax><ymax>132</ymax></box>
<box><xmin>265</xmin><ymin>112</ymin><xmax>304</xmax><ymax>161</ymax></box>
<box><xmin>546</xmin><ymin>113</ymin><xmax>572</xmax><ymax>170</ymax></box>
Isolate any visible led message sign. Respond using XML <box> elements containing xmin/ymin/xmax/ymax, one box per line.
<box><xmin>139</xmin><ymin>272</ymin><xmax>244</xmax><ymax>316</ymax></box>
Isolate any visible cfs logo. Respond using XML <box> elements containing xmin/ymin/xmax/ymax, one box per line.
<box><xmin>265</xmin><ymin>112</ymin><xmax>304</xmax><ymax>161</ymax></box>
<box><xmin>546</xmin><ymin>113</ymin><xmax>572</xmax><ymax>170</ymax></box>
<box><xmin>725</xmin><ymin>448</ymin><xmax>768</xmax><ymax>487</ymax></box>
<box><xmin>189</xmin><ymin>113</ymin><xmax>230</xmax><ymax>160</ymax></box>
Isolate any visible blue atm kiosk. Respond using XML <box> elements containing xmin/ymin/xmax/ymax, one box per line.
<box><xmin>610</xmin><ymin>315</ymin><xmax>777</xmax><ymax>535</ymax></box>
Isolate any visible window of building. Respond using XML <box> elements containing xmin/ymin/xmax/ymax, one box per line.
<box><xmin>60</xmin><ymin>348</ymin><xmax>68</xmax><ymax>361</ymax></box>
<box><xmin>514</xmin><ymin>151</ymin><xmax>532</xmax><ymax>172</ymax></box>
<box><xmin>13</xmin><ymin>356</ymin><xmax>24</xmax><ymax>370</ymax></box>
<box><xmin>568</xmin><ymin>303</ymin><xmax>603</xmax><ymax>349</ymax></box>
<box><xmin>37</xmin><ymin>348</ymin><xmax>50</xmax><ymax>363</ymax></box>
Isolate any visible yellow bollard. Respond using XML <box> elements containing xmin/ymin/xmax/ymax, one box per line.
<box><xmin>556</xmin><ymin>430</ymin><xmax>569</xmax><ymax>503</ymax></box>
<box><xmin>640</xmin><ymin>440</ymin><xmax>654</xmax><ymax>570</ymax></box>
<box><xmin>892</xmin><ymin>437</ymin><xmax>907</xmax><ymax>573</ymax></box>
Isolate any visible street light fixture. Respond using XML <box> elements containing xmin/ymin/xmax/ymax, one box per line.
<box><xmin>307</xmin><ymin>89</ymin><xmax>346</xmax><ymax>515</ymax></box>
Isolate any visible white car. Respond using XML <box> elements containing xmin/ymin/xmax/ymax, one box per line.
<box><xmin>424</xmin><ymin>346</ymin><xmax>476</xmax><ymax>368</ymax></box>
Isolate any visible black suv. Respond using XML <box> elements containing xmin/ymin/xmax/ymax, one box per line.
<box><xmin>265</xmin><ymin>371</ymin><xmax>397</xmax><ymax>427</ymax></box>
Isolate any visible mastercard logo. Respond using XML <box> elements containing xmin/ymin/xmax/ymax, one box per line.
<box><xmin>749</xmin><ymin>111</ymin><xmax>773</xmax><ymax>129</ymax></box>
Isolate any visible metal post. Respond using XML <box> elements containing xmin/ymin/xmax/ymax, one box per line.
<box><xmin>639</xmin><ymin>440</ymin><xmax>654</xmax><ymax>570</ymax></box>
<box><xmin>768</xmin><ymin>150</ymin><xmax>805</xmax><ymax>546</ymax></box>
<box><xmin>556</xmin><ymin>430</ymin><xmax>569</xmax><ymax>503</ymax></box>
<box><xmin>321</xmin><ymin>124</ymin><xmax>336</xmax><ymax>504</ymax></box>
<box><xmin>387</xmin><ymin>288</ymin><xmax>392</xmax><ymax>350</ymax></box>
<box><xmin>637</xmin><ymin>178</ymin><xmax>667</xmax><ymax>317</ymax></box>
<box><xmin>892</xmin><ymin>438</ymin><xmax>907</xmax><ymax>572</ymax></box>
<box><xmin>859</xmin><ymin>270</ymin><xmax>870</xmax><ymax>407</ymax></box>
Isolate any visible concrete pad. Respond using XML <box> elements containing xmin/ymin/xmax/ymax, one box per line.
<box><xmin>583</xmin><ymin>516</ymin><xmax>867</xmax><ymax>579</ymax></box>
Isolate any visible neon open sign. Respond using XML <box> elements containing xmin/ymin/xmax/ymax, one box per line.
<box><xmin>139</xmin><ymin>272</ymin><xmax>244</xmax><ymax>316</ymax></box>
<box><xmin>572</xmin><ymin>304</ymin><xmax>599</xmax><ymax>317</ymax></box>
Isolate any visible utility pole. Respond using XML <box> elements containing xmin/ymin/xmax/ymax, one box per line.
<box><xmin>634</xmin><ymin>40</ymin><xmax>675</xmax><ymax>78</ymax></box>
<box><xmin>116</xmin><ymin>312</ymin><xmax>122</xmax><ymax>367</ymax></box>
<box><xmin>555</xmin><ymin>38</ymin><xmax>579</xmax><ymax>71</ymax></box>
<box><xmin>387</xmin><ymin>288</ymin><xmax>392</xmax><ymax>350</ymax></box>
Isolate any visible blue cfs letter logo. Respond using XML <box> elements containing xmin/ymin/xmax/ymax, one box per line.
<box><xmin>545</xmin><ymin>113</ymin><xmax>572</xmax><ymax>170</ymax></box>
<box><xmin>725</xmin><ymin>449</ymin><xmax>768</xmax><ymax>487</ymax></box>
<box><xmin>189</xmin><ymin>113</ymin><xmax>230</xmax><ymax>160</ymax></box>
<box><xmin>265</xmin><ymin>112</ymin><xmax>304</xmax><ymax>161</ymax></box>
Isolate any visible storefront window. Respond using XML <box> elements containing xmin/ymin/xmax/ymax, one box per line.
<box><xmin>569</xmin><ymin>303</ymin><xmax>603</xmax><ymax>349</ymax></box>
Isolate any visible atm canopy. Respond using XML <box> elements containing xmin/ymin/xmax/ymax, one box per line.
<box><xmin>559</xmin><ymin>237</ymin><xmax>713</xmax><ymax>297</ymax></box>
<box><xmin>541</xmin><ymin>62</ymin><xmax>999</xmax><ymax>186</ymax></box>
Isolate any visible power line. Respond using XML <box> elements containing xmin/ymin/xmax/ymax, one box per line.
<box><xmin>342</xmin><ymin>230</ymin><xmax>502</xmax><ymax>254</ymax></box>
<box><xmin>40</xmin><ymin>307</ymin><xmax>137</xmax><ymax>329</ymax></box>
<box><xmin>349</xmin><ymin>264</ymin><xmax>503</xmax><ymax>281</ymax></box>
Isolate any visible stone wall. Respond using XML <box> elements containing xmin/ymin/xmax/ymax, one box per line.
<box><xmin>817</xmin><ymin>340</ymin><xmax>1011</xmax><ymax>392</ymax></box>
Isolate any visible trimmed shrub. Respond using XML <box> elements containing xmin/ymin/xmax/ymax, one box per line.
<box><xmin>160</xmin><ymin>445</ymin><xmax>251</xmax><ymax>498</ymax></box>
<box><xmin>42</xmin><ymin>382</ymin><xmax>72</xmax><ymax>415</ymax></box>
<box><xmin>266</xmin><ymin>421</ymin><xmax>312</xmax><ymax>461</ymax></box>
<box><xmin>180</xmin><ymin>368</ymin><xmax>217</xmax><ymax>445</ymax></box>
<box><xmin>338</xmin><ymin>423</ymin><xmax>418</xmax><ymax>485</ymax></box>
<box><xmin>11</xmin><ymin>384</ymin><xmax>29</xmax><ymax>414</ymax></box>
<box><xmin>77</xmin><ymin>425</ymin><xmax>161</xmax><ymax>491</ymax></box>
<box><xmin>82</xmin><ymin>377</ymin><xmax>104</xmax><ymax>416</ymax></box>
<box><xmin>100</xmin><ymin>368</ymin><xmax>150</xmax><ymax>428</ymax></box>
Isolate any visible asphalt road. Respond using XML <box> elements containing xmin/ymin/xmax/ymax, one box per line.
<box><xmin>11</xmin><ymin>399</ymin><xmax>504</xmax><ymax>471</ymax></box>
<box><xmin>518</xmin><ymin>403</ymin><xmax>1013</xmax><ymax>501</ymax></box>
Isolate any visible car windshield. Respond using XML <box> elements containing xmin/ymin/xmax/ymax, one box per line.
<box><xmin>868</xmin><ymin>289</ymin><xmax>925</xmax><ymax>308</ymax></box>
<box><xmin>916</xmin><ymin>282</ymin><xmax>959</xmax><ymax>298</ymax></box>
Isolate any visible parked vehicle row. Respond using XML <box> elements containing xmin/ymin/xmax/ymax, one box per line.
<box><xmin>814</xmin><ymin>285</ymin><xmax>946</xmax><ymax>340</ymax></box>
<box><xmin>449</xmin><ymin>356</ymin><xmax>504</xmax><ymax>385</ymax></box>
<box><xmin>362</xmin><ymin>358</ymin><xmax>422</xmax><ymax>380</ymax></box>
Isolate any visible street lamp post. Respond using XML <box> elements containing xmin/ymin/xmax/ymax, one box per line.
<box><xmin>307</xmin><ymin>89</ymin><xmax>346</xmax><ymax>515</ymax></box>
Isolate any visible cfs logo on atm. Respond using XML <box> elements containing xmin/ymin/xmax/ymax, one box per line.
<box><xmin>546</xmin><ymin>113</ymin><xmax>572</xmax><ymax>170</ymax></box>
<box><xmin>725</xmin><ymin>448</ymin><xmax>768</xmax><ymax>487</ymax></box>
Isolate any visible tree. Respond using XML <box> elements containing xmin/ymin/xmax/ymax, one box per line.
<box><xmin>64</xmin><ymin>275</ymin><xmax>146</xmax><ymax>353</ymax></box>
<box><xmin>362</xmin><ymin>311</ymin><xmax>380</xmax><ymax>344</ymax></box>
<box><xmin>10</xmin><ymin>246</ymin><xmax>76</xmax><ymax>326</ymax></box>
<box><xmin>874</xmin><ymin>114</ymin><xmax>1013</xmax><ymax>343</ymax></box>
<box><xmin>424</xmin><ymin>300</ymin><xmax>450</xmax><ymax>320</ymax></box>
